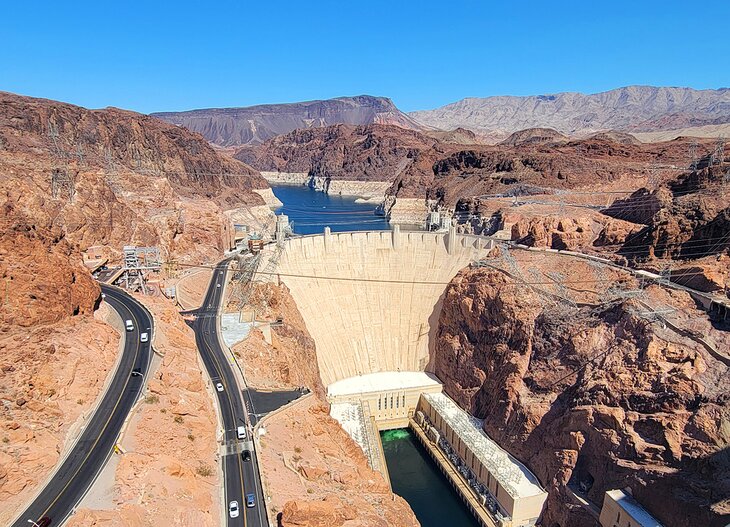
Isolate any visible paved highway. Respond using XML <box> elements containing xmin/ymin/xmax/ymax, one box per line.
<box><xmin>192</xmin><ymin>260</ymin><xmax>267</xmax><ymax>527</ymax></box>
<box><xmin>11</xmin><ymin>284</ymin><xmax>153</xmax><ymax>527</ymax></box>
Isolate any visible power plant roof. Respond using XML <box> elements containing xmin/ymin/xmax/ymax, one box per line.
<box><xmin>423</xmin><ymin>392</ymin><xmax>546</xmax><ymax>500</ymax></box>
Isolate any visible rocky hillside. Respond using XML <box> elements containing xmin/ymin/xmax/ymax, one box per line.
<box><xmin>0</xmin><ymin>91</ymin><xmax>268</xmax><ymax>264</ymax></box>
<box><xmin>410</xmin><ymin>86</ymin><xmax>730</xmax><ymax>135</ymax></box>
<box><xmin>434</xmin><ymin>252</ymin><xmax>730</xmax><ymax>527</ymax></box>
<box><xmin>235</xmin><ymin>123</ymin><xmax>443</xmax><ymax>196</ymax></box>
<box><xmin>240</xmin><ymin>122</ymin><xmax>711</xmax><ymax>211</ymax></box>
<box><xmin>613</xmin><ymin>158</ymin><xmax>730</xmax><ymax>262</ymax></box>
<box><xmin>153</xmin><ymin>95</ymin><xmax>424</xmax><ymax>147</ymax></box>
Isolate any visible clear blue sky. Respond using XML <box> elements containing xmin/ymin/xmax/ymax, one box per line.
<box><xmin>2</xmin><ymin>1</ymin><xmax>728</xmax><ymax>114</ymax></box>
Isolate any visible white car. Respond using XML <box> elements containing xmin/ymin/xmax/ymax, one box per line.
<box><xmin>140</xmin><ymin>332</ymin><xmax>149</xmax><ymax>343</ymax></box>
<box><xmin>216</xmin><ymin>283</ymin><xmax>221</xmax><ymax>288</ymax></box>
<box><xmin>216</xmin><ymin>382</ymin><xmax>224</xmax><ymax>392</ymax></box>
<box><xmin>229</xmin><ymin>500</ymin><xmax>239</xmax><ymax>518</ymax></box>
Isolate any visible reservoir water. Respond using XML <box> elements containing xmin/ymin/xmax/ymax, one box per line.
<box><xmin>382</xmin><ymin>429</ymin><xmax>480</xmax><ymax>527</ymax></box>
<box><xmin>271</xmin><ymin>184</ymin><xmax>390</xmax><ymax>235</ymax></box>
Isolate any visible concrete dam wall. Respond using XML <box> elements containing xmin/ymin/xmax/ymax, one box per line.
<box><xmin>277</xmin><ymin>228</ymin><xmax>492</xmax><ymax>387</ymax></box>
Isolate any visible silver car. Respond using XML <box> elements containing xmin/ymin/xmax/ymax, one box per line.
<box><xmin>229</xmin><ymin>500</ymin><xmax>239</xmax><ymax>518</ymax></box>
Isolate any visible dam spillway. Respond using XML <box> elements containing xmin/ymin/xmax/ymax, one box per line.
<box><xmin>276</xmin><ymin>226</ymin><xmax>493</xmax><ymax>387</ymax></box>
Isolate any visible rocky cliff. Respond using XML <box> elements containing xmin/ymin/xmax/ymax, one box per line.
<box><xmin>260</xmin><ymin>397</ymin><xmax>420</xmax><ymax>527</ymax></box>
<box><xmin>434</xmin><ymin>252</ymin><xmax>730</xmax><ymax>527</ymax></box>
<box><xmin>410</xmin><ymin>86</ymin><xmax>730</xmax><ymax>135</ymax></box>
<box><xmin>153</xmin><ymin>95</ymin><xmax>424</xmax><ymax>147</ymax></box>
<box><xmin>231</xmin><ymin>282</ymin><xmax>325</xmax><ymax>398</ymax></box>
<box><xmin>0</xmin><ymin>91</ymin><xmax>268</xmax><ymax>264</ymax></box>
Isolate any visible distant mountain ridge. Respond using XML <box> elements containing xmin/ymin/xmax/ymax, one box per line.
<box><xmin>409</xmin><ymin>86</ymin><xmax>730</xmax><ymax>135</ymax></box>
<box><xmin>152</xmin><ymin>95</ymin><xmax>423</xmax><ymax>146</ymax></box>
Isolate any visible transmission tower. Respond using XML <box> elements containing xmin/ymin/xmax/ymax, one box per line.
<box><xmin>47</xmin><ymin>121</ymin><xmax>67</xmax><ymax>160</ymax></box>
<box><xmin>689</xmin><ymin>141</ymin><xmax>699</xmax><ymax>170</ymax></box>
<box><xmin>647</xmin><ymin>162</ymin><xmax>662</xmax><ymax>188</ymax></box>
<box><xmin>50</xmin><ymin>168</ymin><xmax>76</xmax><ymax>202</ymax></box>
<box><xmin>712</xmin><ymin>137</ymin><xmax>725</xmax><ymax>165</ymax></box>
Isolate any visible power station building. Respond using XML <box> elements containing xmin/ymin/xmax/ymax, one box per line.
<box><xmin>415</xmin><ymin>393</ymin><xmax>547</xmax><ymax>527</ymax></box>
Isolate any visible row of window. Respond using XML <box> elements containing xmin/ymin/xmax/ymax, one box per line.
<box><xmin>378</xmin><ymin>393</ymin><xmax>407</xmax><ymax>411</ymax></box>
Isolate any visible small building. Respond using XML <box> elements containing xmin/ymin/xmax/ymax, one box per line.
<box><xmin>416</xmin><ymin>393</ymin><xmax>547</xmax><ymax>527</ymax></box>
<box><xmin>248</xmin><ymin>234</ymin><xmax>264</xmax><ymax>253</ymax></box>
<box><xmin>599</xmin><ymin>489</ymin><xmax>663</xmax><ymax>527</ymax></box>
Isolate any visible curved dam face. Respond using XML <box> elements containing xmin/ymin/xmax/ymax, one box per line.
<box><xmin>277</xmin><ymin>227</ymin><xmax>493</xmax><ymax>387</ymax></box>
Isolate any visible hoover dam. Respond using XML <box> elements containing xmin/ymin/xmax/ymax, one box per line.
<box><xmin>277</xmin><ymin>226</ymin><xmax>493</xmax><ymax>385</ymax></box>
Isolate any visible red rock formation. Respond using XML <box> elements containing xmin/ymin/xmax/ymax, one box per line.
<box><xmin>434</xmin><ymin>258</ymin><xmax>729</xmax><ymax>527</ymax></box>
<box><xmin>237</xmin><ymin>122</ymin><xmax>706</xmax><ymax>212</ymax></box>
<box><xmin>0</xmin><ymin>91</ymin><xmax>268</xmax><ymax>263</ymax></box>
<box><xmin>617</xmin><ymin>161</ymin><xmax>730</xmax><ymax>261</ymax></box>
<box><xmin>231</xmin><ymin>282</ymin><xmax>325</xmax><ymax>398</ymax></box>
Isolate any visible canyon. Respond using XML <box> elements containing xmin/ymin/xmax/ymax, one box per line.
<box><xmin>2</xmin><ymin>85</ymin><xmax>729</xmax><ymax>527</ymax></box>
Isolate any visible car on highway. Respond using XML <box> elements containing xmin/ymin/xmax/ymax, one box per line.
<box><xmin>242</xmin><ymin>449</ymin><xmax>251</xmax><ymax>462</ymax></box>
<box><xmin>125</xmin><ymin>319</ymin><xmax>134</xmax><ymax>331</ymax></box>
<box><xmin>237</xmin><ymin>425</ymin><xmax>247</xmax><ymax>440</ymax></box>
<box><xmin>215</xmin><ymin>382</ymin><xmax>224</xmax><ymax>392</ymax></box>
<box><xmin>140</xmin><ymin>332</ymin><xmax>149</xmax><ymax>343</ymax></box>
<box><xmin>216</xmin><ymin>283</ymin><xmax>221</xmax><ymax>288</ymax></box>
<box><xmin>131</xmin><ymin>368</ymin><xmax>143</xmax><ymax>377</ymax></box>
<box><xmin>246</xmin><ymin>493</ymin><xmax>256</xmax><ymax>508</ymax></box>
<box><xmin>228</xmin><ymin>500</ymin><xmax>239</xmax><ymax>518</ymax></box>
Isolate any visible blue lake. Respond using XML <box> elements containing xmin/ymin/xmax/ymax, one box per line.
<box><xmin>271</xmin><ymin>184</ymin><xmax>390</xmax><ymax>235</ymax></box>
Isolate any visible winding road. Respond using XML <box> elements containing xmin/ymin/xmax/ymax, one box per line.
<box><xmin>191</xmin><ymin>260</ymin><xmax>267</xmax><ymax>527</ymax></box>
<box><xmin>11</xmin><ymin>284</ymin><xmax>154</xmax><ymax>527</ymax></box>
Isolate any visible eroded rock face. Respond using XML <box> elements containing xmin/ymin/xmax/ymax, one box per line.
<box><xmin>0</xmin><ymin>91</ymin><xmax>267</xmax><ymax>263</ymax></box>
<box><xmin>1</xmin><ymin>204</ymin><xmax>99</xmax><ymax>328</ymax></box>
<box><xmin>434</xmin><ymin>260</ymin><xmax>730</xmax><ymax>527</ymax></box>
<box><xmin>617</xmin><ymin>163</ymin><xmax>730</xmax><ymax>261</ymax></box>
<box><xmin>231</xmin><ymin>282</ymin><xmax>325</xmax><ymax>398</ymax></box>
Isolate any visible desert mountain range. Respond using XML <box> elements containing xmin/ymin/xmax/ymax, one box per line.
<box><xmin>154</xmin><ymin>86</ymin><xmax>730</xmax><ymax>147</ymax></box>
<box><xmin>411</xmin><ymin>85</ymin><xmax>730</xmax><ymax>135</ymax></box>
<box><xmin>153</xmin><ymin>95</ymin><xmax>422</xmax><ymax>146</ymax></box>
